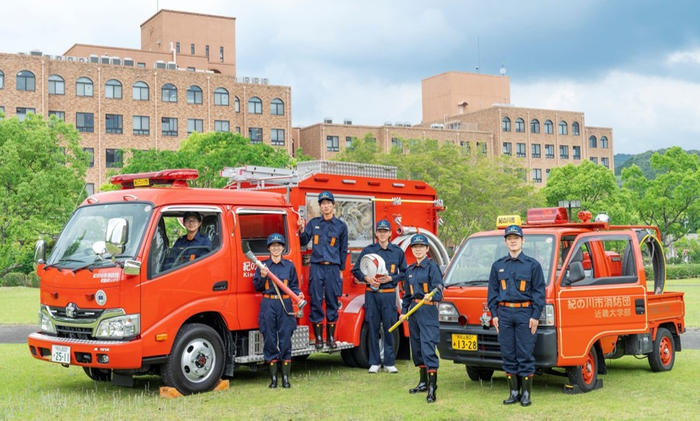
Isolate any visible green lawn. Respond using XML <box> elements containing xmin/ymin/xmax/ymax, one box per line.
<box><xmin>0</xmin><ymin>287</ymin><xmax>39</xmax><ymax>324</ymax></box>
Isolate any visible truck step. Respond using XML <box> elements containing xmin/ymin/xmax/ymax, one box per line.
<box><xmin>233</xmin><ymin>341</ymin><xmax>355</xmax><ymax>364</ymax></box>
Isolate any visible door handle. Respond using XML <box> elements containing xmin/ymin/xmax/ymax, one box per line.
<box><xmin>213</xmin><ymin>280</ymin><xmax>228</xmax><ymax>291</ymax></box>
<box><xmin>635</xmin><ymin>298</ymin><xmax>645</xmax><ymax>315</ymax></box>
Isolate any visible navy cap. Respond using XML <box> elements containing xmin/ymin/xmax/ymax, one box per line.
<box><xmin>266</xmin><ymin>233</ymin><xmax>286</xmax><ymax>247</ymax></box>
<box><xmin>410</xmin><ymin>234</ymin><xmax>429</xmax><ymax>246</ymax></box>
<box><xmin>318</xmin><ymin>191</ymin><xmax>335</xmax><ymax>203</ymax></box>
<box><xmin>183</xmin><ymin>211</ymin><xmax>202</xmax><ymax>222</ymax></box>
<box><xmin>504</xmin><ymin>225</ymin><xmax>523</xmax><ymax>238</ymax></box>
<box><xmin>376</xmin><ymin>219</ymin><xmax>391</xmax><ymax>231</ymax></box>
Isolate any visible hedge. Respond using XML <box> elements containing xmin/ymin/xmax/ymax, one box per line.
<box><xmin>0</xmin><ymin>272</ymin><xmax>40</xmax><ymax>287</ymax></box>
<box><xmin>645</xmin><ymin>264</ymin><xmax>700</xmax><ymax>280</ymax></box>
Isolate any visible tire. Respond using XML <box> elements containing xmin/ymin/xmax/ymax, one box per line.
<box><xmin>465</xmin><ymin>365</ymin><xmax>494</xmax><ymax>382</ymax></box>
<box><xmin>83</xmin><ymin>367</ymin><xmax>112</xmax><ymax>382</ymax></box>
<box><xmin>648</xmin><ymin>327</ymin><xmax>675</xmax><ymax>372</ymax></box>
<box><xmin>566</xmin><ymin>345</ymin><xmax>599</xmax><ymax>392</ymax></box>
<box><xmin>340</xmin><ymin>349</ymin><xmax>358</xmax><ymax>367</ymax></box>
<box><xmin>161</xmin><ymin>323</ymin><xmax>225</xmax><ymax>395</ymax></box>
<box><xmin>352</xmin><ymin>323</ymin><xmax>401</xmax><ymax>369</ymax></box>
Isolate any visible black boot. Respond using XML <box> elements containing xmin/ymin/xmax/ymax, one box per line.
<box><xmin>426</xmin><ymin>370</ymin><xmax>438</xmax><ymax>403</ymax></box>
<box><xmin>281</xmin><ymin>360</ymin><xmax>291</xmax><ymax>388</ymax></box>
<box><xmin>327</xmin><ymin>323</ymin><xmax>337</xmax><ymax>349</ymax></box>
<box><xmin>503</xmin><ymin>373</ymin><xmax>521</xmax><ymax>405</ymax></box>
<box><xmin>408</xmin><ymin>367</ymin><xmax>428</xmax><ymax>393</ymax></box>
<box><xmin>520</xmin><ymin>375</ymin><xmax>532</xmax><ymax>407</ymax></box>
<box><xmin>314</xmin><ymin>323</ymin><xmax>324</xmax><ymax>350</ymax></box>
<box><xmin>268</xmin><ymin>361</ymin><xmax>278</xmax><ymax>388</ymax></box>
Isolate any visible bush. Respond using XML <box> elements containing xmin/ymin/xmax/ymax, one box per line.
<box><xmin>25</xmin><ymin>272</ymin><xmax>40</xmax><ymax>288</ymax></box>
<box><xmin>1</xmin><ymin>272</ymin><xmax>27</xmax><ymax>287</ymax></box>
<box><xmin>645</xmin><ymin>264</ymin><xmax>700</xmax><ymax>280</ymax></box>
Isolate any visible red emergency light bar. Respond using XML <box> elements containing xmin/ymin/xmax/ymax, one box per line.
<box><xmin>526</xmin><ymin>207</ymin><xmax>569</xmax><ymax>225</ymax></box>
<box><xmin>111</xmin><ymin>169</ymin><xmax>199</xmax><ymax>189</ymax></box>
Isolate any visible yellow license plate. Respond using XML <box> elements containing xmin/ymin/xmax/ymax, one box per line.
<box><xmin>452</xmin><ymin>334</ymin><xmax>477</xmax><ymax>351</ymax></box>
<box><xmin>133</xmin><ymin>178</ymin><xmax>150</xmax><ymax>187</ymax></box>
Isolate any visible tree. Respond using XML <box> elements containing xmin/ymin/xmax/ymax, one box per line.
<box><xmin>0</xmin><ymin>114</ymin><xmax>89</xmax><ymax>276</ymax></box>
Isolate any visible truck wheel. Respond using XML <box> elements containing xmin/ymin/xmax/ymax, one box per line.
<box><xmin>161</xmin><ymin>323</ymin><xmax>225</xmax><ymax>395</ymax></box>
<box><xmin>566</xmin><ymin>346</ymin><xmax>598</xmax><ymax>392</ymax></box>
<box><xmin>648</xmin><ymin>327</ymin><xmax>675</xmax><ymax>372</ymax></box>
<box><xmin>465</xmin><ymin>366</ymin><xmax>494</xmax><ymax>382</ymax></box>
<box><xmin>341</xmin><ymin>349</ymin><xmax>358</xmax><ymax>367</ymax></box>
<box><xmin>83</xmin><ymin>367</ymin><xmax>112</xmax><ymax>382</ymax></box>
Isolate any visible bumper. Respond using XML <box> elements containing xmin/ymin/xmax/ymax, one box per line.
<box><xmin>27</xmin><ymin>332</ymin><xmax>143</xmax><ymax>369</ymax></box>
<box><xmin>438</xmin><ymin>324</ymin><xmax>558</xmax><ymax>369</ymax></box>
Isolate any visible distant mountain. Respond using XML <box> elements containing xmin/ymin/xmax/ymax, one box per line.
<box><xmin>614</xmin><ymin>148</ymin><xmax>700</xmax><ymax>178</ymax></box>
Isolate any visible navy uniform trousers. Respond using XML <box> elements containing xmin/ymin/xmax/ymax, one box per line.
<box><xmin>365</xmin><ymin>290</ymin><xmax>397</xmax><ymax>366</ymax></box>
<box><xmin>408</xmin><ymin>303</ymin><xmax>440</xmax><ymax>370</ymax></box>
<box><xmin>259</xmin><ymin>297</ymin><xmax>296</xmax><ymax>362</ymax></box>
<box><xmin>308</xmin><ymin>263</ymin><xmax>342</xmax><ymax>323</ymax></box>
<box><xmin>497</xmin><ymin>306</ymin><xmax>536</xmax><ymax>376</ymax></box>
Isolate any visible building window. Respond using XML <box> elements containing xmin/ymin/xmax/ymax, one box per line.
<box><xmin>573</xmin><ymin>146</ymin><xmax>581</xmax><ymax>160</ymax></box>
<box><xmin>249</xmin><ymin>127</ymin><xmax>263</xmax><ymax>143</ymax></box>
<box><xmin>271</xmin><ymin>128</ymin><xmax>285</xmax><ymax>146</ymax></box>
<box><xmin>248</xmin><ymin>96</ymin><xmax>262</xmax><ymax>114</ymax></box>
<box><xmin>559</xmin><ymin>120</ymin><xmax>568</xmax><ymax>135</ymax></box>
<box><xmin>105</xmin><ymin>114</ymin><xmax>123</xmax><ymax>134</ymax></box>
<box><xmin>391</xmin><ymin>138</ymin><xmax>403</xmax><ymax>149</ymax></box>
<box><xmin>132</xmin><ymin>81</ymin><xmax>149</xmax><ymax>101</ymax></box>
<box><xmin>161</xmin><ymin>117</ymin><xmax>178</xmax><ymax>136</ymax></box>
<box><xmin>16</xmin><ymin>107</ymin><xmax>36</xmax><ymax>122</ymax></box>
<box><xmin>531</xmin><ymin>143</ymin><xmax>541</xmax><ymax>158</ymax></box>
<box><xmin>531</xmin><ymin>168</ymin><xmax>542</xmax><ymax>183</ymax></box>
<box><xmin>346</xmin><ymin>136</ymin><xmax>353</xmax><ymax>148</ymax></box>
<box><xmin>48</xmin><ymin>74</ymin><xmax>65</xmax><ymax>95</ymax></box>
<box><xmin>76</xmin><ymin>77</ymin><xmax>93</xmax><ymax>97</ymax></box>
<box><xmin>105</xmin><ymin>79</ymin><xmax>122</xmax><ymax>99</ymax></box>
<box><xmin>137</xmin><ymin>62</ymin><xmax>146</xmax><ymax>68</ymax></box>
<box><xmin>214</xmin><ymin>87</ymin><xmax>229</xmax><ymax>105</ymax></box>
<box><xmin>270</xmin><ymin>98</ymin><xmax>284</xmax><ymax>115</ymax></box>
<box><xmin>516</xmin><ymin>142</ymin><xmax>526</xmax><ymax>157</ymax></box>
<box><xmin>191</xmin><ymin>43</ymin><xmax>195</xmax><ymax>55</ymax></box>
<box><xmin>0</xmin><ymin>70</ymin><xmax>4</xmax><ymax>88</ymax></box>
<box><xmin>460</xmin><ymin>141</ymin><xmax>471</xmax><ymax>154</ymax></box>
<box><xmin>600</xmin><ymin>136</ymin><xmax>609</xmax><ymax>149</ymax></box>
<box><xmin>235</xmin><ymin>126</ymin><xmax>241</xmax><ymax>134</ymax></box>
<box><xmin>85</xmin><ymin>183</ymin><xmax>95</xmax><ymax>196</ymax></box>
<box><xmin>544</xmin><ymin>120</ymin><xmax>553</xmax><ymax>134</ymax></box>
<box><xmin>48</xmin><ymin>110</ymin><xmax>65</xmax><ymax>121</ymax></box>
<box><xmin>214</xmin><ymin>120</ymin><xmax>230</xmax><ymax>132</ymax></box>
<box><xmin>559</xmin><ymin>145</ymin><xmax>569</xmax><ymax>159</ymax></box>
<box><xmin>502</xmin><ymin>142</ymin><xmax>512</xmax><ymax>156</ymax></box>
<box><xmin>530</xmin><ymin>119</ymin><xmax>540</xmax><ymax>134</ymax></box>
<box><xmin>161</xmin><ymin>83</ymin><xmax>177</xmax><ymax>102</ymax></box>
<box><xmin>501</xmin><ymin>116</ymin><xmax>511</xmax><ymax>132</ymax></box>
<box><xmin>133</xmin><ymin>115</ymin><xmax>150</xmax><ymax>135</ymax></box>
<box><xmin>76</xmin><ymin>112</ymin><xmax>94</xmax><ymax>132</ymax></box>
<box><xmin>234</xmin><ymin>96</ymin><xmax>240</xmax><ymax>112</ymax></box>
<box><xmin>601</xmin><ymin>157</ymin><xmax>610</xmax><ymax>168</ymax></box>
<box><xmin>83</xmin><ymin>147</ymin><xmax>94</xmax><ymax>167</ymax></box>
<box><xmin>477</xmin><ymin>142</ymin><xmax>487</xmax><ymax>155</ymax></box>
<box><xmin>187</xmin><ymin>118</ymin><xmax>203</xmax><ymax>134</ymax></box>
<box><xmin>0</xmin><ymin>106</ymin><xmax>4</xmax><ymax>118</ymax></box>
<box><xmin>205</xmin><ymin>45</ymin><xmax>210</xmax><ymax>59</ymax></box>
<box><xmin>187</xmin><ymin>85</ymin><xmax>203</xmax><ymax>104</ymax></box>
<box><xmin>572</xmin><ymin>121</ymin><xmax>580</xmax><ymax>136</ymax></box>
<box><xmin>545</xmin><ymin>144</ymin><xmax>554</xmax><ymax>159</ymax></box>
<box><xmin>326</xmin><ymin>135</ymin><xmax>339</xmax><ymax>152</ymax></box>
<box><xmin>219</xmin><ymin>46</ymin><xmax>224</xmax><ymax>63</ymax></box>
<box><xmin>515</xmin><ymin>118</ymin><xmax>525</xmax><ymax>132</ymax></box>
<box><xmin>589</xmin><ymin>135</ymin><xmax>597</xmax><ymax>148</ymax></box>
<box><xmin>106</xmin><ymin>149</ymin><xmax>123</xmax><ymax>168</ymax></box>
<box><xmin>16</xmin><ymin>70</ymin><xmax>36</xmax><ymax>91</ymax></box>
<box><xmin>590</xmin><ymin>157</ymin><xmax>598</xmax><ymax>164</ymax></box>
<box><xmin>176</xmin><ymin>42</ymin><xmax>180</xmax><ymax>53</ymax></box>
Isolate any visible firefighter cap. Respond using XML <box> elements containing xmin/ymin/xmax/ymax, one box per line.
<box><xmin>266</xmin><ymin>233</ymin><xmax>286</xmax><ymax>247</ymax></box>
<box><xmin>504</xmin><ymin>224</ymin><xmax>523</xmax><ymax>238</ymax></box>
<box><xmin>183</xmin><ymin>211</ymin><xmax>202</xmax><ymax>222</ymax></box>
<box><xmin>410</xmin><ymin>234</ymin><xmax>430</xmax><ymax>247</ymax></box>
<box><xmin>318</xmin><ymin>191</ymin><xmax>335</xmax><ymax>203</ymax></box>
<box><xmin>376</xmin><ymin>219</ymin><xmax>391</xmax><ymax>231</ymax></box>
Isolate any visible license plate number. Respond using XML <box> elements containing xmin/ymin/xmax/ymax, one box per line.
<box><xmin>452</xmin><ymin>334</ymin><xmax>477</xmax><ymax>351</ymax></box>
<box><xmin>51</xmin><ymin>345</ymin><xmax>71</xmax><ymax>364</ymax></box>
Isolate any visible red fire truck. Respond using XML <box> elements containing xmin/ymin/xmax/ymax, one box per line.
<box><xmin>27</xmin><ymin>161</ymin><xmax>447</xmax><ymax>394</ymax></box>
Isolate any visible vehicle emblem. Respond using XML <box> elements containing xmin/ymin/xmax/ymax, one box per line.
<box><xmin>65</xmin><ymin>302</ymin><xmax>77</xmax><ymax>318</ymax></box>
<box><xmin>95</xmin><ymin>290</ymin><xmax>107</xmax><ymax>306</ymax></box>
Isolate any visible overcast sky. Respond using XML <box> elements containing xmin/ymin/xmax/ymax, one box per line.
<box><xmin>2</xmin><ymin>0</ymin><xmax>699</xmax><ymax>154</ymax></box>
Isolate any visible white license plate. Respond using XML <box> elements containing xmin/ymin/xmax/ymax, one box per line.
<box><xmin>51</xmin><ymin>345</ymin><xmax>71</xmax><ymax>364</ymax></box>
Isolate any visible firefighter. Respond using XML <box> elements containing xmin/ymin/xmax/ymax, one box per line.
<box><xmin>298</xmin><ymin>191</ymin><xmax>348</xmax><ymax>349</ymax></box>
<box><xmin>163</xmin><ymin>212</ymin><xmax>212</xmax><ymax>269</ymax></box>
<box><xmin>253</xmin><ymin>233</ymin><xmax>304</xmax><ymax>388</ymax></box>
<box><xmin>352</xmin><ymin>219</ymin><xmax>406</xmax><ymax>374</ymax></box>
<box><xmin>487</xmin><ymin>224</ymin><xmax>546</xmax><ymax>406</ymax></box>
<box><xmin>399</xmin><ymin>234</ymin><xmax>443</xmax><ymax>403</ymax></box>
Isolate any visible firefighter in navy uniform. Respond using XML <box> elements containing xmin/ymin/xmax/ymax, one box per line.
<box><xmin>352</xmin><ymin>219</ymin><xmax>407</xmax><ymax>374</ymax></box>
<box><xmin>399</xmin><ymin>234</ymin><xmax>443</xmax><ymax>403</ymax></box>
<box><xmin>253</xmin><ymin>233</ymin><xmax>304</xmax><ymax>389</ymax></box>
<box><xmin>487</xmin><ymin>224</ymin><xmax>545</xmax><ymax>406</ymax></box>
<box><xmin>298</xmin><ymin>191</ymin><xmax>348</xmax><ymax>349</ymax></box>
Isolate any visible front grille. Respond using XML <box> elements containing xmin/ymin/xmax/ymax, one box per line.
<box><xmin>476</xmin><ymin>333</ymin><xmax>501</xmax><ymax>353</ymax></box>
<box><xmin>55</xmin><ymin>325</ymin><xmax>93</xmax><ymax>340</ymax></box>
<box><xmin>49</xmin><ymin>306</ymin><xmax>104</xmax><ymax>320</ymax></box>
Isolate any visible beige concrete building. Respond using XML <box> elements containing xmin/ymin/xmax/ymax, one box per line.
<box><xmin>0</xmin><ymin>10</ymin><xmax>291</xmax><ymax>192</ymax></box>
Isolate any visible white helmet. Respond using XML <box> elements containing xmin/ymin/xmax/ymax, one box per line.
<box><xmin>359</xmin><ymin>253</ymin><xmax>388</xmax><ymax>278</ymax></box>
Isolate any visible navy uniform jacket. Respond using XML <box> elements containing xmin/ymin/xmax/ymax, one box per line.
<box><xmin>253</xmin><ymin>258</ymin><xmax>301</xmax><ymax>296</ymax></box>
<box><xmin>487</xmin><ymin>252</ymin><xmax>546</xmax><ymax>320</ymax></box>
<box><xmin>401</xmin><ymin>258</ymin><xmax>443</xmax><ymax>314</ymax></box>
<box><xmin>165</xmin><ymin>232</ymin><xmax>212</xmax><ymax>267</ymax></box>
<box><xmin>300</xmin><ymin>216</ymin><xmax>348</xmax><ymax>270</ymax></box>
<box><xmin>352</xmin><ymin>242</ymin><xmax>406</xmax><ymax>289</ymax></box>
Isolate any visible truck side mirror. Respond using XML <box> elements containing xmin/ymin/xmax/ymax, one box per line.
<box><xmin>106</xmin><ymin>218</ymin><xmax>129</xmax><ymax>255</ymax></box>
<box><xmin>566</xmin><ymin>261</ymin><xmax>585</xmax><ymax>285</ymax></box>
<box><xmin>34</xmin><ymin>240</ymin><xmax>46</xmax><ymax>264</ymax></box>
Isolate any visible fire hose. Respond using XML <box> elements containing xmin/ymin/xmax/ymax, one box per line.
<box><xmin>392</xmin><ymin>226</ymin><xmax>450</xmax><ymax>268</ymax></box>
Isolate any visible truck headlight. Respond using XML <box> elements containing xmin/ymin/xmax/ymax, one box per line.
<box><xmin>39</xmin><ymin>308</ymin><xmax>56</xmax><ymax>334</ymax></box>
<box><xmin>95</xmin><ymin>314</ymin><xmax>140</xmax><ymax>339</ymax></box>
<box><xmin>438</xmin><ymin>302</ymin><xmax>459</xmax><ymax>323</ymax></box>
<box><xmin>538</xmin><ymin>304</ymin><xmax>554</xmax><ymax>326</ymax></box>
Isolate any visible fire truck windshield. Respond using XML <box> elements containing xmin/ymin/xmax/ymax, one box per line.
<box><xmin>444</xmin><ymin>234</ymin><xmax>555</xmax><ymax>286</ymax></box>
<box><xmin>46</xmin><ymin>203</ymin><xmax>153</xmax><ymax>269</ymax></box>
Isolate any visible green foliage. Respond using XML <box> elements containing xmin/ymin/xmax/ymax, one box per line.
<box><xmin>646</xmin><ymin>264</ymin><xmax>700</xmax><ymax>280</ymax></box>
<box><xmin>615</xmin><ymin>148</ymin><xmax>700</xmax><ymax>177</ymax></box>
<box><xmin>0</xmin><ymin>114</ymin><xmax>89</xmax><ymax>276</ymax></box>
<box><xmin>671</xmin><ymin>235</ymin><xmax>700</xmax><ymax>264</ymax></box>
<box><xmin>0</xmin><ymin>272</ymin><xmax>26</xmax><ymax>287</ymax></box>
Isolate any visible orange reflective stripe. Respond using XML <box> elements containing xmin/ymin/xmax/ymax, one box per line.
<box><xmin>390</xmin><ymin>264</ymin><xmax>395</xmax><ymax>274</ymax></box>
<box><xmin>313</xmin><ymin>234</ymin><xmax>319</xmax><ymax>245</ymax></box>
<box><xmin>409</xmin><ymin>285</ymin><xmax>414</xmax><ymax>295</ymax></box>
<box><xmin>265</xmin><ymin>280</ymin><xmax>269</xmax><ymax>290</ymax></box>
<box><xmin>519</xmin><ymin>280</ymin><xmax>526</xmax><ymax>291</ymax></box>
<box><xmin>330</xmin><ymin>237</ymin><xmax>336</xmax><ymax>246</ymax></box>
<box><xmin>501</xmin><ymin>279</ymin><xmax>507</xmax><ymax>290</ymax></box>
<box><xmin>189</xmin><ymin>254</ymin><xmax>195</xmax><ymax>261</ymax></box>
<box><xmin>423</xmin><ymin>284</ymin><xmax>428</xmax><ymax>293</ymax></box>
<box><xmin>284</xmin><ymin>279</ymin><xmax>288</xmax><ymax>286</ymax></box>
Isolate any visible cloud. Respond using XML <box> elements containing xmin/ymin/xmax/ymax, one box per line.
<box><xmin>666</xmin><ymin>48</ymin><xmax>700</xmax><ymax>65</ymax></box>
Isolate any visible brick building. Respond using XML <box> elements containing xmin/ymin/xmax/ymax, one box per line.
<box><xmin>0</xmin><ymin>10</ymin><xmax>291</xmax><ymax>192</ymax></box>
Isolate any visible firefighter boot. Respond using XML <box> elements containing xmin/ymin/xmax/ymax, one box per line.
<box><xmin>268</xmin><ymin>361</ymin><xmax>278</xmax><ymax>389</ymax></box>
<box><xmin>408</xmin><ymin>367</ymin><xmax>428</xmax><ymax>393</ymax></box>
<box><xmin>503</xmin><ymin>373</ymin><xmax>521</xmax><ymax>405</ymax></box>
<box><xmin>281</xmin><ymin>360</ymin><xmax>291</xmax><ymax>388</ymax></box>
<box><xmin>426</xmin><ymin>370</ymin><xmax>438</xmax><ymax>403</ymax></box>
<box><xmin>520</xmin><ymin>375</ymin><xmax>533</xmax><ymax>407</ymax></box>
<box><xmin>327</xmin><ymin>323</ymin><xmax>337</xmax><ymax>349</ymax></box>
<box><xmin>314</xmin><ymin>323</ymin><xmax>324</xmax><ymax>350</ymax></box>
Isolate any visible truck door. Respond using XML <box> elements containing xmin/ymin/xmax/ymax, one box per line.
<box><xmin>555</xmin><ymin>231</ymin><xmax>647</xmax><ymax>362</ymax></box>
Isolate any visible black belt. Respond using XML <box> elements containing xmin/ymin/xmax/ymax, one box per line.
<box><xmin>499</xmin><ymin>301</ymin><xmax>531</xmax><ymax>308</ymax></box>
<box><xmin>317</xmin><ymin>261</ymin><xmax>337</xmax><ymax>266</ymax></box>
